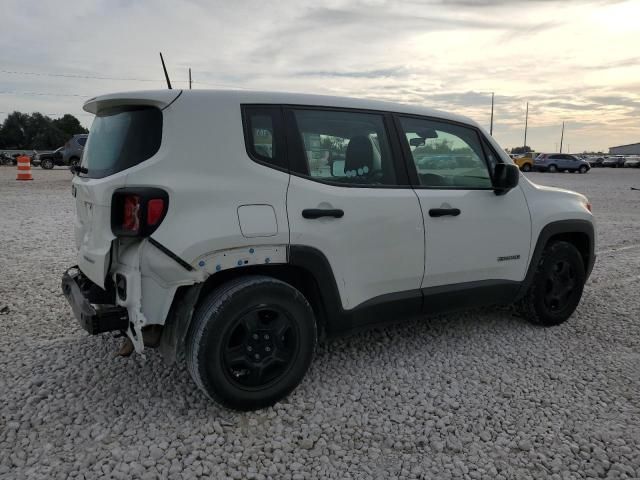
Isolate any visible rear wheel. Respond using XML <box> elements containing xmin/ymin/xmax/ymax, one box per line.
<box><xmin>548</xmin><ymin>164</ymin><xmax>558</xmax><ymax>173</ymax></box>
<box><xmin>186</xmin><ymin>276</ymin><xmax>317</xmax><ymax>410</ymax></box>
<box><xmin>522</xmin><ymin>163</ymin><xmax>532</xmax><ymax>172</ymax></box>
<box><xmin>69</xmin><ymin>157</ymin><xmax>80</xmax><ymax>168</ymax></box>
<box><xmin>41</xmin><ymin>159</ymin><xmax>54</xmax><ymax>169</ymax></box>
<box><xmin>517</xmin><ymin>241</ymin><xmax>586</xmax><ymax>326</ymax></box>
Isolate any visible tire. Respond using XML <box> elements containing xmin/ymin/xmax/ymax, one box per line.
<box><xmin>579</xmin><ymin>165</ymin><xmax>588</xmax><ymax>174</ymax></box>
<box><xmin>186</xmin><ymin>275</ymin><xmax>317</xmax><ymax>410</ymax></box>
<box><xmin>69</xmin><ymin>157</ymin><xmax>80</xmax><ymax>168</ymax></box>
<box><xmin>522</xmin><ymin>163</ymin><xmax>532</xmax><ymax>172</ymax></box>
<box><xmin>41</xmin><ymin>159</ymin><xmax>54</xmax><ymax>169</ymax></box>
<box><xmin>517</xmin><ymin>241</ymin><xmax>586</xmax><ymax>326</ymax></box>
<box><xmin>548</xmin><ymin>164</ymin><xmax>558</xmax><ymax>173</ymax></box>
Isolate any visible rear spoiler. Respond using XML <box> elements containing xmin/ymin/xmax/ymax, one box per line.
<box><xmin>83</xmin><ymin>90</ymin><xmax>182</xmax><ymax>114</ymax></box>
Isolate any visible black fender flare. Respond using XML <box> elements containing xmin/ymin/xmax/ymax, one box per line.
<box><xmin>516</xmin><ymin>219</ymin><xmax>595</xmax><ymax>300</ymax></box>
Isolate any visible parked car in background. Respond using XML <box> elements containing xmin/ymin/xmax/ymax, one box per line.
<box><xmin>37</xmin><ymin>147</ymin><xmax>64</xmax><ymax>169</ymax></box>
<box><xmin>62</xmin><ymin>134</ymin><xmax>88</xmax><ymax>167</ymax></box>
<box><xmin>37</xmin><ymin>135</ymin><xmax>88</xmax><ymax>169</ymax></box>
<box><xmin>512</xmin><ymin>153</ymin><xmax>537</xmax><ymax>172</ymax></box>
<box><xmin>0</xmin><ymin>152</ymin><xmax>15</xmax><ymax>165</ymax></box>
<box><xmin>588</xmin><ymin>157</ymin><xmax>605</xmax><ymax>168</ymax></box>
<box><xmin>603</xmin><ymin>156</ymin><xmax>626</xmax><ymax>168</ymax></box>
<box><xmin>623</xmin><ymin>156</ymin><xmax>640</xmax><ymax>168</ymax></box>
<box><xmin>534</xmin><ymin>153</ymin><xmax>590</xmax><ymax>173</ymax></box>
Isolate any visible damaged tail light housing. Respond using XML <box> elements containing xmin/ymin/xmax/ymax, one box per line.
<box><xmin>111</xmin><ymin>188</ymin><xmax>169</xmax><ymax>237</ymax></box>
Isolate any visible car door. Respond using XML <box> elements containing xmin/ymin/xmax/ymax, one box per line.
<box><xmin>395</xmin><ymin>115</ymin><xmax>532</xmax><ymax>293</ymax></box>
<box><xmin>284</xmin><ymin>107</ymin><xmax>425</xmax><ymax>311</ymax></box>
<box><xmin>561</xmin><ymin>154</ymin><xmax>574</xmax><ymax>170</ymax></box>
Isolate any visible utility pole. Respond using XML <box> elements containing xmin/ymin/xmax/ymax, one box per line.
<box><xmin>523</xmin><ymin>102</ymin><xmax>529</xmax><ymax>149</ymax></box>
<box><xmin>189</xmin><ymin>68</ymin><xmax>192</xmax><ymax>90</ymax></box>
<box><xmin>490</xmin><ymin>92</ymin><xmax>494</xmax><ymax>136</ymax></box>
<box><xmin>560</xmin><ymin>122</ymin><xmax>565</xmax><ymax>153</ymax></box>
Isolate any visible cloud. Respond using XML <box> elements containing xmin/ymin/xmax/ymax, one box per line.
<box><xmin>0</xmin><ymin>0</ymin><xmax>639</xmax><ymax>152</ymax></box>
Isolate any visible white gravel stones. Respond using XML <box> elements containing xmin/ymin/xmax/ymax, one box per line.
<box><xmin>1</xmin><ymin>167</ymin><xmax>640</xmax><ymax>479</ymax></box>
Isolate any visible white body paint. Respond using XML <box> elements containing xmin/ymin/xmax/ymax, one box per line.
<box><xmin>72</xmin><ymin>89</ymin><xmax>594</xmax><ymax>353</ymax></box>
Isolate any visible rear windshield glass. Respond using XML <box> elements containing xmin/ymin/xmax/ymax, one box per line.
<box><xmin>83</xmin><ymin>106</ymin><xmax>162</xmax><ymax>178</ymax></box>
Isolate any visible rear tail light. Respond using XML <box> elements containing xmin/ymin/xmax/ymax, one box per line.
<box><xmin>147</xmin><ymin>198</ymin><xmax>165</xmax><ymax>226</ymax></box>
<box><xmin>111</xmin><ymin>188</ymin><xmax>168</xmax><ymax>237</ymax></box>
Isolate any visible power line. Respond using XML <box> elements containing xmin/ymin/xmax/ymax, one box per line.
<box><xmin>0</xmin><ymin>68</ymin><xmax>243</xmax><ymax>89</ymax></box>
<box><xmin>0</xmin><ymin>91</ymin><xmax>89</xmax><ymax>97</ymax></box>
<box><xmin>0</xmin><ymin>69</ymin><xmax>161</xmax><ymax>83</ymax></box>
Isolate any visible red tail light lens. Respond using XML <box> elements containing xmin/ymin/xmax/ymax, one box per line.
<box><xmin>123</xmin><ymin>195</ymin><xmax>141</xmax><ymax>232</ymax></box>
<box><xmin>111</xmin><ymin>188</ymin><xmax>168</xmax><ymax>237</ymax></box>
<box><xmin>147</xmin><ymin>198</ymin><xmax>165</xmax><ymax>226</ymax></box>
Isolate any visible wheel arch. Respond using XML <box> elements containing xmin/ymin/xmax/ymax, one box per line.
<box><xmin>516</xmin><ymin>219</ymin><xmax>595</xmax><ymax>301</ymax></box>
<box><xmin>159</xmin><ymin>246</ymin><xmax>342</xmax><ymax>364</ymax></box>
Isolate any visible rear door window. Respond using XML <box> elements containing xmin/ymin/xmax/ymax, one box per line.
<box><xmin>285</xmin><ymin>108</ymin><xmax>400</xmax><ymax>186</ymax></box>
<box><xmin>83</xmin><ymin>106</ymin><xmax>162</xmax><ymax>179</ymax></box>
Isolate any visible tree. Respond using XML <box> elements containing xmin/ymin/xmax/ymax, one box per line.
<box><xmin>0</xmin><ymin>111</ymin><xmax>86</xmax><ymax>149</ymax></box>
<box><xmin>511</xmin><ymin>145</ymin><xmax>533</xmax><ymax>154</ymax></box>
<box><xmin>53</xmin><ymin>114</ymin><xmax>88</xmax><ymax>139</ymax></box>
<box><xmin>0</xmin><ymin>111</ymin><xmax>30</xmax><ymax>149</ymax></box>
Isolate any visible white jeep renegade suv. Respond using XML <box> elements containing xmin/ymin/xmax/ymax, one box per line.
<box><xmin>62</xmin><ymin>89</ymin><xmax>595</xmax><ymax>410</ymax></box>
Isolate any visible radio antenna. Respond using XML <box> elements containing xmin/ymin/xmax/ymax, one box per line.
<box><xmin>159</xmin><ymin>52</ymin><xmax>172</xmax><ymax>89</ymax></box>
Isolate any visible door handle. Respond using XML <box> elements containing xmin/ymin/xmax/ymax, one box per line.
<box><xmin>302</xmin><ymin>208</ymin><xmax>344</xmax><ymax>219</ymax></box>
<box><xmin>429</xmin><ymin>208</ymin><xmax>461</xmax><ymax>217</ymax></box>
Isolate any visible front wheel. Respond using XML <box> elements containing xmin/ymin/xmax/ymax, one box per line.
<box><xmin>186</xmin><ymin>276</ymin><xmax>317</xmax><ymax>410</ymax></box>
<box><xmin>517</xmin><ymin>241</ymin><xmax>586</xmax><ymax>326</ymax></box>
<box><xmin>579</xmin><ymin>165</ymin><xmax>588</xmax><ymax>174</ymax></box>
<box><xmin>522</xmin><ymin>163</ymin><xmax>532</xmax><ymax>172</ymax></box>
<box><xmin>548</xmin><ymin>164</ymin><xmax>558</xmax><ymax>173</ymax></box>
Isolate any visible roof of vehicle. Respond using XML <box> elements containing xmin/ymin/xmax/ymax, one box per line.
<box><xmin>83</xmin><ymin>89</ymin><xmax>478</xmax><ymax>128</ymax></box>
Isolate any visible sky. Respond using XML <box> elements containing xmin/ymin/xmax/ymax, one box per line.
<box><xmin>1</xmin><ymin>0</ymin><xmax>639</xmax><ymax>153</ymax></box>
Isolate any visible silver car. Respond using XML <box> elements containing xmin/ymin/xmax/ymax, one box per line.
<box><xmin>624</xmin><ymin>156</ymin><xmax>640</xmax><ymax>168</ymax></box>
<box><xmin>62</xmin><ymin>134</ymin><xmax>88</xmax><ymax>167</ymax></box>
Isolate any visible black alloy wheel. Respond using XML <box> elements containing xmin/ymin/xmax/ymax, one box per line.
<box><xmin>543</xmin><ymin>260</ymin><xmax>576</xmax><ymax>313</ymax></box>
<box><xmin>186</xmin><ymin>276</ymin><xmax>317</xmax><ymax>410</ymax></box>
<box><xmin>222</xmin><ymin>305</ymin><xmax>298</xmax><ymax>389</ymax></box>
<box><xmin>517</xmin><ymin>241</ymin><xmax>586</xmax><ymax>326</ymax></box>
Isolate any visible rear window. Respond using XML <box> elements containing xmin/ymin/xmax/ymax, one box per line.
<box><xmin>83</xmin><ymin>106</ymin><xmax>162</xmax><ymax>179</ymax></box>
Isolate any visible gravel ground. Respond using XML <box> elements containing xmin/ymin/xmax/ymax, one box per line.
<box><xmin>1</xmin><ymin>166</ymin><xmax>639</xmax><ymax>479</ymax></box>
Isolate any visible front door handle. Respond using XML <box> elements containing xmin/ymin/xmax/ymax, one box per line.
<box><xmin>429</xmin><ymin>208</ymin><xmax>461</xmax><ymax>217</ymax></box>
<box><xmin>302</xmin><ymin>208</ymin><xmax>344</xmax><ymax>219</ymax></box>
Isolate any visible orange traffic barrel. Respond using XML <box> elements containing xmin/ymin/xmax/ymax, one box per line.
<box><xmin>16</xmin><ymin>155</ymin><xmax>33</xmax><ymax>181</ymax></box>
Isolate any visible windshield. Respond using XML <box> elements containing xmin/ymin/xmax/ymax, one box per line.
<box><xmin>83</xmin><ymin>106</ymin><xmax>162</xmax><ymax>179</ymax></box>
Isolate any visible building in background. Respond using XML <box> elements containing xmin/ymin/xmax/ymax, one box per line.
<box><xmin>609</xmin><ymin>142</ymin><xmax>640</xmax><ymax>155</ymax></box>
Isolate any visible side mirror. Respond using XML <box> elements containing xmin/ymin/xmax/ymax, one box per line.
<box><xmin>493</xmin><ymin>163</ymin><xmax>519</xmax><ymax>195</ymax></box>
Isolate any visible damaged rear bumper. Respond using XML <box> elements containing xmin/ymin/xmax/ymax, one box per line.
<box><xmin>61</xmin><ymin>266</ymin><xmax>129</xmax><ymax>335</ymax></box>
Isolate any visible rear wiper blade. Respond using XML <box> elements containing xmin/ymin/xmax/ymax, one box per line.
<box><xmin>70</xmin><ymin>165</ymin><xmax>88</xmax><ymax>175</ymax></box>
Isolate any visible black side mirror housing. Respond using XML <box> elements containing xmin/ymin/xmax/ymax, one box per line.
<box><xmin>493</xmin><ymin>163</ymin><xmax>520</xmax><ymax>195</ymax></box>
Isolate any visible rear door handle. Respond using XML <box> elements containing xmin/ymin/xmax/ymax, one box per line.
<box><xmin>429</xmin><ymin>208</ymin><xmax>461</xmax><ymax>217</ymax></box>
<box><xmin>302</xmin><ymin>209</ymin><xmax>344</xmax><ymax>219</ymax></box>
